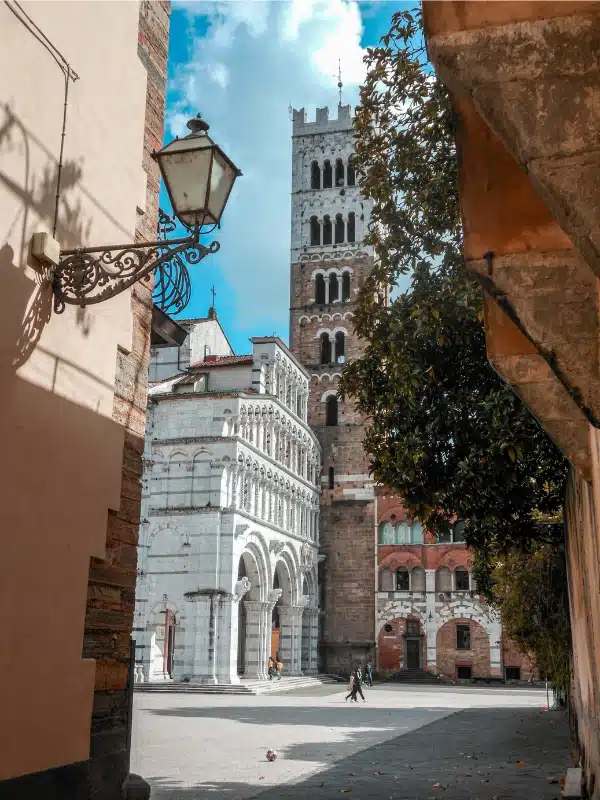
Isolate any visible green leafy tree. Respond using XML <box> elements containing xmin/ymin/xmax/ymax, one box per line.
<box><xmin>340</xmin><ymin>8</ymin><xmax>568</xmax><ymax>555</ymax></box>
<box><xmin>339</xmin><ymin>9</ymin><xmax>571</xmax><ymax>677</ymax></box>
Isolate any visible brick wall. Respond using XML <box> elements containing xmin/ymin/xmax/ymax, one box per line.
<box><xmin>501</xmin><ymin>637</ymin><xmax>538</xmax><ymax>682</ymax></box>
<box><xmin>378</xmin><ymin>617</ymin><xmax>427</xmax><ymax>672</ymax></box>
<box><xmin>82</xmin><ymin>3</ymin><xmax>170</xmax><ymax>797</ymax></box>
<box><xmin>436</xmin><ymin>618</ymin><xmax>491</xmax><ymax>678</ymax></box>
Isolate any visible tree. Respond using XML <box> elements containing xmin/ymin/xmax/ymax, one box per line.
<box><xmin>340</xmin><ymin>8</ymin><xmax>569</xmax><ymax>556</ymax></box>
<box><xmin>339</xmin><ymin>9</ymin><xmax>572</xmax><ymax>680</ymax></box>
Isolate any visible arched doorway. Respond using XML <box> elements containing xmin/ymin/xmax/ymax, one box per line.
<box><xmin>236</xmin><ymin>550</ymin><xmax>263</xmax><ymax>677</ymax></box>
<box><xmin>147</xmin><ymin>605</ymin><xmax>178</xmax><ymax>681</ymax></box>
<box><xmin>164</xmin><ymin>609</ymin><xmax>176</xmax><ymax>679</ymax></box>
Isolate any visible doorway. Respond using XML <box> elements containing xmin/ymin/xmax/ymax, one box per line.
<box><xmin>271</xmin><ymin>604</ymin><xmax>280</xmax><ymax>659</ymax></box>
<box><xmin>406</xmin><ymin>638</ymin><xmax>421</xmax><ymax>669</ymax></box>
<box><xmin>164</xmin><ymin>610</ymin><xmax>176</xmax><ymax>679</ymax></box>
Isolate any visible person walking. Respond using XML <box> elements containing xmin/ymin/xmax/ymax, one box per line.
<box><xmin>345</xmin><ymin>671</ymin><xmax>358</xmax><ymax>702</ymax></box>
<box><xmin>365</xmin><ymin>661</ymin><xmax>373</xmax><ymax>687</ymax></box>
<box><xmin>268</xmin><ymin>656</ymin><xmax>275</xmax><ymax>680</ymax></box>
<box><xmin>354</xmin><ymin>668</ymin><xmax>366</xmax><ymax>702</ymax></box>
<box><xmin>275</xmin><ymin>657</ymin><xmax>283</xmax><ymax>680</ymax></box>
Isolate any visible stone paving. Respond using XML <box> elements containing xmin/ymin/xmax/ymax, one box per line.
<box><xmin>131</xmin><ymin>684</ymin><xmax>570</xmax><ymax>799</ymax></box>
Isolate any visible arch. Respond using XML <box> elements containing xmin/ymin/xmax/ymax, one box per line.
<box><xmin>453</xmin><ymin>520</ymin><xmax>467</xmax><ymax>543</ymax></box>
<box><xmin>454</xmin><ymin>566</ymin><xmax>470</xmax><ymax>591</ymax></box>
<box><xmin>323</xmin><ymin>159</ymin><xmax>332</xmax><ymax>188</ymax></box>
<box><xmin>436</xmin><ymin>618</ymin><xmax>491</xmax><ymax>679</ymax></box>
<box><xmin>320</xmin><ymin>332</ymin><xmax>331</xmax><ymax>364</ymax></box>
<box><xmin>347</xmin><ymin>155</ymin><xmax>356</xmax><ymax>186</ymax></box>
<box><xmin>310</xmin><ymin>160</ymin><xmax>320</xmax><ymax>190</ymax></box>
<box><xmin>310</xmin><ymin>215</ymin><xmax>320</xmax><ymax>246</ymax></box>
<box><xmin>379</xmin><ymin>568</ymin><xmax>394</xmax><ymax>592</ymax></box>
<box><xmin>334</xmin><ymin>213</ymin><xmax>344</xmax><ymax>244</ymax></box>
<box><xmin>322</xmin><ymin>214</ymin><xmax>332</xmax><ymax>245</ymax></box>
<box><xmin>436</xmin><ymin>566</ymin><xmax>452</xmax><ymax>593</ymax></box>
<box><xmin>191</xmin><ymin>451</ymin><xmax>211</xmax><ymax>506</ymax></box>
<box><xmin>347</xmin><ymin>211</ymin><xmax>356</xmax><ymax>243</ymax></box>
<box><xmin>335</xmin><ymin>157</ymin><xmax>345</xmax><ymax>186</ymax></box>
<box><xmin>395</xmin><ymin>522</ymin><xmax>410</xmax><ymax>545</ymax></box>
<box><xmin>325</xmin><ymin>394</ymin><xmax>338</xmax><ymax>426</ymax></box>
<box><xmin>379</xmin><ymin>522</ymin><xmax>394</xmax><ymax>545</ymax></box>
<box><xmin>334</xmin><ymin>331</ymin><xmax>345</xmax><ymax>363</ymax></box>
<box><xmin>377</xmin><ymin>616</ymin><xmax>427</xmax><ymax>674</ymax></box>
<box><xmin>273</xmin><ymin>555</ymin><xmax>295</xmax><ymax>606</ymax></box>
<box><xmin>329</xmin><ymin>272</ymin><xmax>339</xmax><ymax>303</ymax></box>
<box><xmin>342</xmin><ymin>270</ymin><xmax>351</xmax><ymax>301</ymax></box>
<box><xmin>147</xmin><ymin>521</ymin><xmax>188</xmax><ymax>555</ymax></box>
<box><xmin>411</xmin><ymin>521</ymin><xmax>424</xmax><ymax>544</ymax></box>
<box><xmin>411</xmin><ymin>566</ymin><xmax>426</xmax><ymax>592</ymax></box>
<box><xmin>167</xmin><ymin>451</ymin><xmax>189</xmax><ymax>508</ymax></box>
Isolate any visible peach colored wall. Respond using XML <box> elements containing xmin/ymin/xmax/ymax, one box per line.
<box><xmin>0</xmin><ymin>1</ymin><xmax>148</xmax><ymax>781</ymax></box>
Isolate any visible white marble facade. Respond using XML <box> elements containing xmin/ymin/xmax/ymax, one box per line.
<box><xmin>134</xmin><ymin>336</ymin><xmax>322</xmax><ymax>684</ymax></box>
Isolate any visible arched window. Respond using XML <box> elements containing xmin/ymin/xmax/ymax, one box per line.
<box><xmin>329</xmin><ymin>273</ymin><xmax>339</xmax><ymax>303</ymax></box>
<box><xmin>347</xmin><ymin>155</ymin><xmax>356</xmax><ymax>186</ymax></box>
<box><xmin>310</xmin><ymin>216</ymin><xmax>320</xmax><ymax>246</ymax></box>
<box><xmin>342</xmin><ymin>271</ymin><xmax>351</xmax><ymax>301</ymax></box>
<box><xmin>455</xmin><ymin>567</ymin><xmax>470</xmax><ymax>591</ymax></box>
<box><xmin>310</xmin><ymin>160</ymin><xmax>320</xmax><ymax>190</ymax></box>
<box><xmin>328</xmin><ymin>466</ymin><xmax>335</xmax><ymax>490</ymax></box>
<box><xmin>347</xmin><ymin>212</ymin><xmax>356</xmax><ymax>242</ymax></box>
<box><xmin>453</xmin><ymin>520</ymin><xmax>466</xmax><ymax>543</ymax></box>
<box><xmin>323</xmin><ymin>159</ymin><xmax>332</xmax><ymax>188</ymax></box>
<box><xmin>335</xmin><ymin>158</ymin><xmax>345</xmax><ymax>186</ymax></box>
<box><xmin>411</xmin><ymin>567</ymin><xmax>426</xmax><ymax>592</ymax></box>
<box><xmin>395</xmin><ymin>522</ymin><xmax>410</xmax><ymax>545</ymax></box>
<box><xmin>379</xmin><ymin>569</ymin><xmax>394</xmax><ymax>592</ymax></box>
<box><xmin>396</xmin><ymin>568</ymin><xmax>410</xmax><ymax>591</ymax></box>
<box><xmin>320</xmin><ymin>332</ymin><xmax>331</xmax><ymax>364</ymax></box>
<box><xmin>334</xmin><ymin>331</ymin><xmax>345</xmax><ymax>363</ymax></box>
<box><xmin>437</xmin><ymin>528</ymin><xmax>452</xmax><ymax>544</ymax></box>
<box><xmin>325</xmin><ymin>395</ymin><xmax>338</xmax><ymax>426</ymax></box>
<box><xmin>315</xmin><ymin>274</ymin><xmax>326</xmax><ymax>304</ymax></box>
<box><xmin>436</xmin><ymin>566</ymin><xmax>452</xmax><ymax>593</ymax></box>
<box><xmin>334</xmin><ymin>213</ymin><xmax>344</xmax><ymax>244</ymax></box>
<box><xmin>323</xmin><ymin>215</ymin><xmax>332</xmax><ymax>245</ymax></box>
<box><xmin>378</xmin><ymin>522</ymin><xmax>394</xmax><ymax>544</ymax></box>
<box><xmin>410</xmin><ymin>521</ymin><xmax>424</xmax><ymax>544</ymax></box>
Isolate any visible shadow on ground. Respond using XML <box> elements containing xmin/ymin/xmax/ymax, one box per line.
<box><xmin>145</xmin><ymin>708</ymin><xmax>570</xmax><ymax>799</ymax></box>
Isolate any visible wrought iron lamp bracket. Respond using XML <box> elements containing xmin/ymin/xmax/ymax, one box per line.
<box><xmin>51</xmin><ymin>225</ymin><xmax>219</xmax><ymax>314</ymax></box>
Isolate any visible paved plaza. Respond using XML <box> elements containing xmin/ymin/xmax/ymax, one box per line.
<box><xmin>131</xmin><ymin>683</ymin><xmax>569</xmax><ymax>799</ymax></box>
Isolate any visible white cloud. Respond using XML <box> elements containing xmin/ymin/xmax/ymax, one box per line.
<box><xmin>168</xmin><ymin>0</ymin><xmax>368</xmax><ymax>348</ymax></box>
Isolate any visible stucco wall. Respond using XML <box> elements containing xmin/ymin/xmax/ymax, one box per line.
<box><xmin>0</xmin><ymin>0</ymin><xmax>155</xmax><ymax>784</ymax></box>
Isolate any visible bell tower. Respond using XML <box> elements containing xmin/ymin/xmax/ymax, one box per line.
<box><xmin>289</xmin><ymin>104</ymin><xmax>377</xmax><ymax>673</ymax></box>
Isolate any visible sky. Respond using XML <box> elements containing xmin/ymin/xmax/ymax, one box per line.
<box><xmin>164</xmin><ymin>0</ymin><xmax>413</xmax><ymax>354</ymax></box>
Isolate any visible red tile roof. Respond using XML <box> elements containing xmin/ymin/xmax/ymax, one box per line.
<box><xmin>190</xmin><ymin>354</ymin><xmax>253</xmax><ymax>368</ymax></box>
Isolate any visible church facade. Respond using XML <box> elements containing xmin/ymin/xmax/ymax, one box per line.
<box><xmin>134</xmin><ymin>332</ymin><xmax>321</xmax><ymax>683</ymax></box>
<box><xmin>289</xmin><ymin>104</ymin><xmax>378</xmax><ymax>673</ymax></box>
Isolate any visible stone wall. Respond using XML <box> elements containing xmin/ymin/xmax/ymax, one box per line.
<box><xmin>83</xmin><ymin>3</ymin><xmax>170</xmax><ymax>798</ymax></box>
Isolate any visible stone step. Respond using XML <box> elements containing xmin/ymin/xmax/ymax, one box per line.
<box><xmin>135</xmin><ymin>676</ymin><xmax>334</xmax><ymax>696</ymax></box>
<box><xmin>386</xmin><ymin>670</ymin><xmax>442</xmax><ymax>683</ymax></box>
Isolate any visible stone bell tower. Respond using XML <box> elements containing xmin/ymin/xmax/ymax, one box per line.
<box><xmin>289</xmin><ymin>104</ymin><xmax>377</xmax><ymax>673</ymax></box>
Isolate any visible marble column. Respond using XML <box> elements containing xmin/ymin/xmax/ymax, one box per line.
<box><xmin>306</xmin><ymin>607</ymin><xmax>320</xmax><ymax>675</ymax></box>
<box><xmin>279</xmin><ymin>605</ymin><xmax>304</xmax><ymax>676</ymax></box>
<box><xmin>243</xmin><ymin>601</ymin><xmax>266</xmax><ymax>679</ymax></box>
<box><xmin>184</xmin><ymin>595</ymin><xmax>217</xmax><ymax>684</ymax></box>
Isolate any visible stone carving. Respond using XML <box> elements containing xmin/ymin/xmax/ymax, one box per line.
<box><xmin>234</xmin><ymin>577</ymin><xmax>252</xmax><ymax>601</ymax></box>
<box><xmin>300</xmin><ymin>543</ymin><xmax>315</xmax><ymax>570</ymax></box>
<box><xmin>234</xmin><ymin>524</ymin><xmax>250</xmax><ymax>539</ymax></box>
<box><xmin>317</xmin><ymin>554</ymin><xmax>326</xmax><ymax>564</ymax></box>
<box><xmin>269</xmin><ymin>540</ymin><xmax>285</xmax><ymax>556</ymax></box>
<box><xmin>298</xmin><ymin>594</ymin><xmax>311</xmax><ymax>608</ymax></box>
<box><xmin>267</xmin><ymin>588</ymin><xmax>283</xmax><ymax>605</ymax></box>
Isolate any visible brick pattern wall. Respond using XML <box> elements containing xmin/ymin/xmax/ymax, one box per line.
<box><xmin>436</xmin><ymin>618</ymin><xmax>491</xmax><ymax>679</ymax></box>
<box><xmin>501</xmin><ymin>637</ymin><xmax>538</xmax><ymax>681</ymax></box>
<box><xmin>378</xmin><ymin>617</ymin><xmax>427</xmax><ymax>673</ymax></box>
<box><xmin>82</xmin><ymin>3</ymin><xmax>170</xmax><ymax>797</ymax></box>
<box><xmin>290</xmin><ymin>246</ymin><xmax>377</xmax><ymax>673</ymax></box>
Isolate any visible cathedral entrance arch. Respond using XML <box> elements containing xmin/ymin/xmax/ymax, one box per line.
<box><xmin>147</xmin><ymin>603</ymin><xmax>179</xmax><ymax>681</ymax></box>
<box><xmin>237</xmin><ymin>550</ymin><xmax>263</xmax><ymax>676</ymax></box>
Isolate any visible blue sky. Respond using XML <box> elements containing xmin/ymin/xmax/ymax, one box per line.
<box><xmin>163</xmin><ymin>1</ymin><xmax>413</xmax><ymax>354</ymax></box>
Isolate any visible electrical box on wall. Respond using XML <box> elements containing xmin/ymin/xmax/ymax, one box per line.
<box><xmin>31</xmin><ymin>232</ymin><xmax>61</xmax><ymax>269</ymax></box>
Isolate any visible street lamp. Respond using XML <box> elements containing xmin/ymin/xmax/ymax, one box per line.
<box><xmin>40</xmin><ymin>114</ymin><xmax>241</xmax><ymax>314</ymax></box>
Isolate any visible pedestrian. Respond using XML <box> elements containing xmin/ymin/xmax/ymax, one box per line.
<box><xmin>268</xmin><ymin>656</ymin><xmax>275</xmax><ymax>680</ymax></box>
<box><xmin>276</xmin><ymin>657</ymin><xmax>283</xmax><ymax>680</ymax></box>
<box><xmin>345</xmin><ymin>671</ymin><xmax>358</xmax><ymax>702</ymax></box>
<box><xmin>354</xmin><ymin>671</ymin><xmax>366</xmax><ymax>702</ymax></box>
<box><xmin>365</xmin><ymin>661</ymin><xmax>373</xmax><ymax>687</ymax></box>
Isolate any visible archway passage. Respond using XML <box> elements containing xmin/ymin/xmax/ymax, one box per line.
<box><xmin>436</xmin><ymin>618</ymin><xmax>491</xmax><ymax>679</ymax></box>
<box><xmin>236</xmin><ymin>550</ymin><xmax>263</xmax><ymax>677</ymax></box>
<box><xmin>164</xmin><ymin>610</ymin><xmax>176</xmax><ymax>679</ymax></box>
<box><xmin>271</xmin><ymin>604</ymin><xmax>280</xmax><ymax>660</ymax></box>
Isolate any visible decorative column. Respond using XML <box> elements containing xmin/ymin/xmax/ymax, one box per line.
<box><xmin>279</xmin><ymin>597</ymin><xmax>307</xmax><ymax>676</ymax></box>
<box><xmin>425</xmin><ymin>569</ymin><xmax>437</xmax><ymax>670</ymax></box>
<box><xmin>303</xmin><ymin>607</ymin><xmax>319</xmax><ymax>675</ymax></box>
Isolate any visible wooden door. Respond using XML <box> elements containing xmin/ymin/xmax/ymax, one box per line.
<box><xmin>406</xmin><ymin>638</ymin><xmax>420</xmax><ymax>669</ymax></box>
